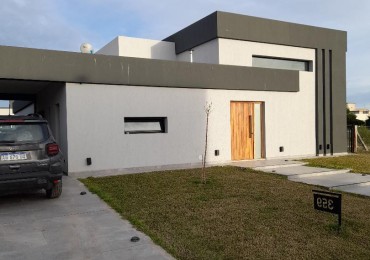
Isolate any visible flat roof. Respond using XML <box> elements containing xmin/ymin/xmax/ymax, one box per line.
<box><xmin>0</xmin><ymin>45</ymin><xmax>299</xmax><ymax>94</ymax></box>
<box><xmin>164</xmin><ymin>11</ymin><xmax>347</xmax><ymax>53</ymax></box>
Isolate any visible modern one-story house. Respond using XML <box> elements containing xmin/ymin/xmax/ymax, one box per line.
<box><xmin>1</xmin><ymin>11</ymin><xmax>347</xmax><ymax>176</ymax></box>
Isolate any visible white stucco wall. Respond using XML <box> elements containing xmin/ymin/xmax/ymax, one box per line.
<box><xmin>177</xmin><ymin>39</ymin><xmax>219</xmax><ymax>64</ymax></box>
<box><xmin>65</xmin><ymin>39</ymin><xmax>316</xmax><ymax>174</ymax></box>
<box><xmin>347</xmin><ymin>103</ymin><xmax>356</xmax><ymax>111</ymax></box>
<box><xmin>66</xmin><ymin>81</ymin><xmax>316</xmax><ymax>174</ymax></box>
<box><xmin>97</xmin><ymin>36</ymin><xmax>176</xmax><ymax>60</ymax></box>
<box><xmin>217</xmin><ymin>38</ymin><xmax>314</xmax><ymax>68</ymax></box>
<box><xmin>96</xmin><ymin>37</ymin><xmax>119</xmax><ymax>56</ymax></box>
<box><xmin>36</xmin><ymin>85</ymin><xmax>68</xmax><ymax>169</ymax></box>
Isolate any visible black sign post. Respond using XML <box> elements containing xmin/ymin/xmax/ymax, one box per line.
<box><xmin>313</xmin><ymin>190</ymin><xmax>342</xmax><ymax>231</ymax></box>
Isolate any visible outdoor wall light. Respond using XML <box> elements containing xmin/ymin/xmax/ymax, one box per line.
<box><xmin>86</xmin><ymin>157</ymin><xmax>92</xmax><ymax>166</ymax></box>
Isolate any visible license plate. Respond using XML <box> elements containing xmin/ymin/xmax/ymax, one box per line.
<box><xmin>0</xmin><ymin>152</ymin><xmax>28</xmax><ymax>161</ymax></box>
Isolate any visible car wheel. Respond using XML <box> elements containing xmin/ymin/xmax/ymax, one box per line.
<box><xmin>46</xmin><ymin>180</ymin><xmax>62</xmax><ymax>199</ymax></box>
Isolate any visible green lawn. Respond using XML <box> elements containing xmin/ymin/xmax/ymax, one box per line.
<box><xmin>302</xmin><ymin>152</ymin><xmax>370</xmax><ymax>174</ymax></box>
<box><xmin>358</xmin><ymin>126</ymin><xmax>370</xmax><ymax>149</ymax></box>
<box><xmin>81</xmin><ymin>167</ymin><xmax>370</xmax><ymax>260</ymax></box>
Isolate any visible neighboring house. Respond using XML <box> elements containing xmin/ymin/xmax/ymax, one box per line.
<box><xmin>0</xmin><ymin>107</ymin><xmax>12</xmax><ymax>115</ymax></box>
<box><xmin>2</xmin><ymin>11</ymin><xmax>347</xmax><ymax>176</ymax></box>
<box><xmin>347</xmin><ymin>103</ymin><xmax>369</xmax><ymax>122</ymax></box>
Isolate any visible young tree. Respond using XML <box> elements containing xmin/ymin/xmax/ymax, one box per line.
<box><xmin>202</xmin><ymin>102</ymin><xmax>212</xmax><ymax>184</ymax></box>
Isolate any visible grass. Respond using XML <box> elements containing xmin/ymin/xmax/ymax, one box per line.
<box><xmin>358</xmin><ymin>126</ymin><xmax>370</xmax><ymax>149</ymax></box>
<box><xmin>81</xmin><ymin>166</ymin><xmax>370</xmax><ymax>259</ymax></box>
<box><xmin>302</xmin><ymin>152</ymin><xmax>370</xmax><ymax>174</ymax></box>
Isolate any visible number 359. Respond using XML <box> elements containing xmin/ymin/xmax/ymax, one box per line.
<box><xmin>317</xmin><ymin>197</ymin><xmax>334</xmax><ymax>210</ymax></box>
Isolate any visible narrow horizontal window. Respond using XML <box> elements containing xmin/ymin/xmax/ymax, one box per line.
<box><xmin>124</xmin><ymin>117</ymin><xmax>167</xmax><ymax>134</ymax></box>
<box><xmin>252</xmin><ymin>56</ymin><xmax>311</xmax><ymax>71</ymax></box>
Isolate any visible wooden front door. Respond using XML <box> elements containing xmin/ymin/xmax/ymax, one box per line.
<box><xmin>230</xmin><ymin>101</ymin><xmax>254</xmax><ymax>160</ymax></box>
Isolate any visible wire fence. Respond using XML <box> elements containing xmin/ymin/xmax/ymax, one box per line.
<box><xmin>357</xmin><ymin>126</ymin><xmax>370</xmax><ymax>152</ymax></box>
<box><xmin>347</xmin><ymin>126</ymin><xmax>355</xmax><ymax>153</ymax></box>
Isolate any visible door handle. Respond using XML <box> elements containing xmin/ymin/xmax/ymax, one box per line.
<box><xmin>249</xmin><ymin>115</ymin><xmax>253</xmax><ymax>138</ymax></box>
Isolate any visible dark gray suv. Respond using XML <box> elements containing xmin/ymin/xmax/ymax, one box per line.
<box><xmin>0</xmin><ymin>114</ymin><xmax>64</xmax><ymax>198</ymax></box>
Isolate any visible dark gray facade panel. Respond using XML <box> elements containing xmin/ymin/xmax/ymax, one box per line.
<box><xmin>0</xmin><ymin>46</ymin><xmax>299</xmax><ymax>92</ymax></box>
<box><xmin>331</xmin><ymin>51</ymin><xmax>347</xmax><ymax>154</ymax></box>
<box><xmin>316</xmin><ymin>49</ymin><xmax>324</xmax><ymax>155</ymax></box>
<box><xmin>165</xmin><ymin>11</ymin><xmax>346</xmax><ymax>54</ymax></box>
<box><xmin>217</xmin><ymin>12</ymin><xmax>347</xmax><ymax>52</ymax></box>
<box><xmin>164</xmin><ymin>12</ymin><xmax>218</xmax><ymax>54</ymax></box>
<box><xmin>125</xmin><ymin>58</ymin><xmax>299</xmax><ymax>91</ymax></box>
<box><xmin>329</xmin><ymin>50</ymin><xmax>334</xmax><ymax>154</ymax></box>
<box><xmin>322</xmin><ymin>50</ymin><xmax>327</xmax><ymax>155</ymax></box>
<box><xmin>12</xmin><ymin>100</ymin><xmax>34</xmax><ymax>113</ymax></box>
<box><xmin>324</xmin><ymin>49</ymin><xmax>332</xmax><ymax>155</ymax></box>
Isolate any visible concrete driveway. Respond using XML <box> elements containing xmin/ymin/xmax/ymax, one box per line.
<box><xmin>0</xmin><ymin>176</ymin><xmax>174</xmax><ymax>260</ymax></box>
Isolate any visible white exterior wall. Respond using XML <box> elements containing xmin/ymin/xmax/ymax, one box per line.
<box><xmin>66</xmin><ymin>38</ymin><xmax>316</xmax><ymax>175</ymax></box>
<box><xmin>37</xmin><ymin>86</ymin><xmax>68</xmax><ymax>169</ymax></box>
<box><xmin>96</xmin><ymin>37</ymin><xmax>119</xmax><ymax>56</ymax></box>
<box><xmin>217</xmin><ymin>39</ymin><xmax>316</xmax><ymax>158</ymax></box>
<box><xmin>66</xmin><ymin>78</ymin><xmax>316</xmax><ymax>174</ymax></box>
<box><xmin>218</xmin><ymin>38</ymin><xmax>314</xmax><ymax>68</ymax></box>
<box><xmin>177</xmin><ymin>39</ymin><xmax>219</xmax><ymax>64</ymax></box>
<box><xmin>97</xmin><ymin>36</ymin><xmax>176</xmax><ymax>61</ymax></box>
<box><xmin>347</xmin><ymin>103</ymin><xmax>356</xmax><ymax>111</ymax></box>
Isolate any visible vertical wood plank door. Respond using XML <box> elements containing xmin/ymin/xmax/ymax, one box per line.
<box><xmin>230</xmin><ymin>101</ymin><xmax>254</xmax><ymax>160</ymax></box>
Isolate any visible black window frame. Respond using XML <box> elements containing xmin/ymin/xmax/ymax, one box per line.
<box><xmin>124</xmin><ymin>117</ymin><xmax>167</xmax><ymax>134</ymax></box>
<box><xmin>252</xmin><ymin>55</ymin><xmax>312</xmax><ymax>72</ymax></box>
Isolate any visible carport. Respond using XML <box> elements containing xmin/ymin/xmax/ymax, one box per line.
<box><xmin>0</xmin><ymin>79</ymin><xmax>67</xmax><ymax>169</ymax></box>
<box><xmin>0</xmin><ymin>48</ymin><xmax>68</xmax><ymax>171</ymax></box>
<box><xmin>0</xmin><ymin>44</ymin><xmax>125</xmax><ymax>174</ymax></box>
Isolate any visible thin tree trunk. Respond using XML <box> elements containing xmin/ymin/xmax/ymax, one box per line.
<box><xmin>202</xmin><ymin>113</ymin><xmax>209</xmax><ymax>183</ymax></box>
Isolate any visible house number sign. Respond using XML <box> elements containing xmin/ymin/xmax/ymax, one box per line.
<box><xmin>313</xmin><ymin>190</ymin><xmax>342</xmax><ymax>229</ymax></box>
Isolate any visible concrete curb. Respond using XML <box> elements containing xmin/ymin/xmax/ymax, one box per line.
<box><xmin>331</xmin><ymin>180</ymin><xmax>370</xmax><ymax>189</ymax></box>
<box><xmin>288</xmin><ymin>169</ymin><xmax>351</xmax><ymax>179</ymax></box>
<box><xmin>253</xmin><ymin>162</ymin><xmax>307</xmax><ymax>170</ymax></box>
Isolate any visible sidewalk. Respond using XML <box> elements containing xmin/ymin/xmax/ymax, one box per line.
<box><xmin>231</xmin><ymin>159</ymin><xmax>370</xmax><ymax>197</ymax></box>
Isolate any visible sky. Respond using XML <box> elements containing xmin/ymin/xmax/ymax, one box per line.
<box><xmin>0</xmin><ymin>0</ymin><xmax>369</xmax><ymax>108</ymax></box>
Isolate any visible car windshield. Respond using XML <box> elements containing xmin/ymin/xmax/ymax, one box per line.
<box><xmin>0</xmin><ymin>123</ymin><xmax>49</xmax><ymax>143</ymax></box>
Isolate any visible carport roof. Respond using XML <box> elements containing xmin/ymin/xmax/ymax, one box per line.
<box><xmin>0</xmin><ymin>11</ymin><xmax>347</xmax><ymax>97</ymax></box>
<box><xmin>0</xmin><ymin>45</ymin><xmax>299</xmax><ymax>93</ymax></box>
